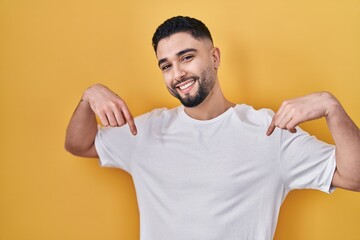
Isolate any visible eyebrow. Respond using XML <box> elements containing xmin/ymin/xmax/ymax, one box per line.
<box><xmin>158</xmin><ymin>48</ymin><xmax>198</xmax><ymax>67</ymax></box>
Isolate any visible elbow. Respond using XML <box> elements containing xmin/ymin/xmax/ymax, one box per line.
<box><xmin>347</xmin><ymin>183</ymin><xmax>360</xmax><ymax>192</ymax></box>
<box><xmin>351</xmin><ymin>180</ymin><xmax>360</xmax><ymax>192</ymax></box>
<box><xmin>64</xmin><ymin>141</ymin><xmax>79</xmax><ymax>156</ymax></box>
<box><xmin>342</xmin><ymin>179</ymin><xmax>360</xmax><ymax>192</ymax></box>
<box><xmin>64</xmin><ymin>139</ymin><xmax>97</xmax><ymax>158</ymax></box>
<box><xmin>64</xmin><ymin>140</ymin><xmax>85</xmax><ymax>156</ymax></box>
<box><xmin>348</xmin><ymin>174</ymin><xmax>360</xmax><ymax>192</ymax></box>
<box><xmin>343</xmin><ymin>181</ymin><xmax>360</xmax><ymax>192</ymax></box>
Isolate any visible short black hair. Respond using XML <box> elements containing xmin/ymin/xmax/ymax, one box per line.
<box><xmin>152</xmin><ymin>16</ymin><xmax>213</xmax><ymax>52</ymax></box>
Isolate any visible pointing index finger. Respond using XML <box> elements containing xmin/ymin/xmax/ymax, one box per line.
<box><xmin>121</xmin><ymin>103</ymin><xmax>137</xmax><ymax>135</ymax></box>
<box><xmin>267</xmin><ymin>102</ymin><xmax>285</xmax><ymax>136</ymax></box>
<box><xmin>266</xmin><ymin>118</ymin><xmax>276</xmax><ymax>136</ymax></box>
<box><xmin>127</xmin><ymin>116</ymin><xmax>137</xmax><ymax>135</ymax></box>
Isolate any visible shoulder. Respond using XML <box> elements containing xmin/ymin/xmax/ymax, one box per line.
<box><xmin>135</xmin><ymin>106</ymin><xmax>180</xmax><ymax>122</ymax></box>
<box><xmin>233</xmin><ymin>104</ymin><xmax>274</xmax><ymax>127</ymax></box>
<box><xmin>134</xmin><ymin>106</ymin><xmax>181</xmax><ymax>129</ymax></box>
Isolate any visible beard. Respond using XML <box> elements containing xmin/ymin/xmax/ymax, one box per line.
<box><xmin>167</xmin><ymin>67</ymin><xmax>215</xmax><ymax>108</ymax></box>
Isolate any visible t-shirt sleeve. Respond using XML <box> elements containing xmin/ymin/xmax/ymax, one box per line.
<box><xmin>280</xmin><ymin>127</ymin><xmax>336</xmax><ymax>193</ymax></box>
<box><xmin>94</xmin><ymin>120</ymin><xmax>142</xmax><ymax>173</ymax></box>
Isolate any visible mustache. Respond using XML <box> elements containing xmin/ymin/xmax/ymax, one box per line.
<box><xmin>172</xmin><ymin>76</ymin><xmax>199</xmax><ymax>89</ymax></box>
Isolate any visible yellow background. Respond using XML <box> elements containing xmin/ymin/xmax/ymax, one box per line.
<box><xmin>1</xmin><ymin>0</ymin><xmax>359</xmax><ymax>239</ymax></box>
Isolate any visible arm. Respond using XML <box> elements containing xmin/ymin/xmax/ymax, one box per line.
<box><xmin>65</xmin><ymin>84</ymin><xmax>137</xmax><ymax>157</ymax></box>
<box><xmin>267</xmin><ymin>92</ymin><xmax>360</xmax><ymax>191</ymax></box>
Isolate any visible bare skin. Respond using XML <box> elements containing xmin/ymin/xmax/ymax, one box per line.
<box><xmin>65</xmin><ymin>84</ymin><xmax>137</xmax><ymax>157</ymax></box>
<box><xmin>65</xmin><ymin>32</ymin><xmax>360</xmax><ymax>191</ymax></box>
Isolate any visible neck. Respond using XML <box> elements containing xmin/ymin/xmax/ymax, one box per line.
<box><xmin>184</xmin><ymin>81</ymin><xmax>235</xmax><ymax>120</ymax></box>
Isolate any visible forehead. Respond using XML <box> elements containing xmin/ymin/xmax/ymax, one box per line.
<box><xmin>156</xmin><ymin>32</ymin><xmax>210</xmax><ymax>60</ymax></box>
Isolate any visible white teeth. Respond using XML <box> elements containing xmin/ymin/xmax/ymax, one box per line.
<box><xmin>179</xmin><ymin>81</ymin><xmax>195</xmax><ymax>90</ymax></box>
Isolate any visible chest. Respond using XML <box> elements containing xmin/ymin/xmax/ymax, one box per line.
<box><xmin>132</xmin><ymin>123</ymin><xmax>281</xmax><ymax>193</ymax></box>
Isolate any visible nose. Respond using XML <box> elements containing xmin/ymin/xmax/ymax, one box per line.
<box><xmin>173</xmin><ymin>63</ymin><xmax>186</xmax><ymax>82</ymax></box>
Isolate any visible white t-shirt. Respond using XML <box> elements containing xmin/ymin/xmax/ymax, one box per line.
<box><xmin>95</xmin><ymin>104</ymin><xmax>336</xmax><ymax>240</ymax></box>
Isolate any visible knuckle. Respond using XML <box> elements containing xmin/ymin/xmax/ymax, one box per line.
<box><xmin>117</xmin><ymin>99</ymin><xmax>126</xmax><ymax>107</ymax></box>
<box><xmin>286</xmin><ymin>103</ymin><xmax>293</xmax><ymax>110</ymax></box>
<box><xmin>115</xmin><ymin>101</ymin><xmax>126</xmax><ymax>111</ymax></box>
<box><xmin>282</xmin><ymin>100</ymin><xmax>289</xmax><ymax>106</ymax></box>
<box><xmin>102</xmin><ymin>105</ymin><xmax>111</xmax><ymax>112</ymax></box>
<box><xmin>109</xmin><ymin>100</ymin><xmax>120</xmax><ymax>109</ymax></box>
<box><xmin>109</xmin><ymin>100</ymin><xmax>116</xmax><ymax>107</ymax></box>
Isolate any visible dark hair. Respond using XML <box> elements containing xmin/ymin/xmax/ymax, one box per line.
<box><xmin>152</xmin><ymin>16</ymin><xmax>213</xmax><ymax>52</ymax></box>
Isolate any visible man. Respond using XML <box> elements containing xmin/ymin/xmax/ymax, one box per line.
<box><xmin>65</xmin><ymin>16</ymin><xmax>360</xmax><ymax>239</ymax></box>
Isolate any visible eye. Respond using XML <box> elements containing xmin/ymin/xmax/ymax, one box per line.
<box><xmin>161</xmin><ymin>64</ymin><xmax>171</xmax><ymax>71</ymax></box>
<box><xmin>182</xmin><ymin>55</ymin><xmax>194</xmax><ymax>62</ymax></box>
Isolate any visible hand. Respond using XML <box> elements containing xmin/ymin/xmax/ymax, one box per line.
<box><xmin>82</xmin><ymin>84</ymin><xmax>137</xmax><ymax>135</ymax></box>
<box><xmin>266</xmin><ymin>92</ymin><xmax>339</xmax><ymax>136</ymax></box>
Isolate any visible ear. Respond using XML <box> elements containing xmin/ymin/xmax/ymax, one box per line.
<box><xmin>211</xmin><ymin>47</ymin><xmax>221</xmax><ymax>70</ymax></box>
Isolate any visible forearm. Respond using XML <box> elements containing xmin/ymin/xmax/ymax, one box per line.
<box><xmin>65</xmin><ymin>100</ymin><xmax>98</xmax><ymax>157</ymax></box>
<box><xmin>65</xmin><ymin>84</ymin><xmax>137</xmax><ymax>157</ymax></box>
<box><xmin>326</xmin><ymin>96</ymin><xmax>360</xmax><ymax>191</ymax></box>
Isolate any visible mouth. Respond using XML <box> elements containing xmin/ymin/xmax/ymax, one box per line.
<box><xmin>178</xmin><ymin>80</ymin><xmax>195</xmax><ymax>90</ymax></box>
<box><xmin>174</xmin><ymin>79</ymin><xmax>196</xmax><ymax>93</ymax></box>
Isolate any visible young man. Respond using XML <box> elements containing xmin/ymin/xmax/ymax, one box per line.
<box><xmin>65</xmin><ymin>16</ymin><xmax>360</xmax><ymax>239</ymax></box>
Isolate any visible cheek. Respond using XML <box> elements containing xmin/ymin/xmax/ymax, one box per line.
<box><xmin>162</xmin><ymin>73</ymin><xmax>173</xmax><ymax>88</ymax></box>
<box><xmin>191</xmin><ymin>59</ymin><xmax>210</xmax><ymax>75</ymax></box>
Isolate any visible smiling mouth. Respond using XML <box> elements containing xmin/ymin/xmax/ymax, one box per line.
<box><xmin>178</xmin><ymin>80</ymin><xmax>195</xmax><ymax>90</ymax></box>
<box><xmin>174</xmin><ymin>77</ymin><xmax>197</xmax><ymax>91</ymax></box>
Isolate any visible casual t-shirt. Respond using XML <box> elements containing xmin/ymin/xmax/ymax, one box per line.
<box><xmin>95</xmin><ymin>104</ymin><xmax>336</xmax><ymax>240</ymax></box>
